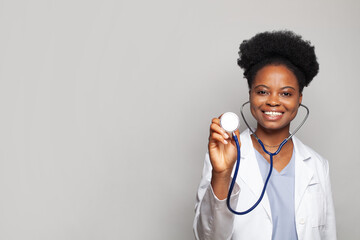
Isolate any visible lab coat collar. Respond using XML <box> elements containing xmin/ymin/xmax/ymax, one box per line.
<box><xmin>238</xmin><ymin>128</ymin><xmax>314</xmax><ymax>219</ymax></box>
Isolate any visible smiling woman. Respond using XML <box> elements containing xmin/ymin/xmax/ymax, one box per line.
<box><xmin>193</xmin><ymin>31</ymin><xmax>337</xmax><ymax>240</ymax></box>
<box><xmin>250</xmin><ymin>65</ymin><xmax>302</xmax><ymax>172</ymax></box>
<box><xmin>250</xmin><ymin>65</ymin><xmax>302</xmax><ymax>134</ymax></box>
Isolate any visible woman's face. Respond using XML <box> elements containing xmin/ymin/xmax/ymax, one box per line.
<box><xmin>249</xmin><ymin>64</ymin><xmax>302</xmax><ymax>132</ymax></box>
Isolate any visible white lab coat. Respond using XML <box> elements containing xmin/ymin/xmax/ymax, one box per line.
<box><xmin>194</xmin><ymin>129</ymin><xmax>336</xmax><ymax>240</ymax></box>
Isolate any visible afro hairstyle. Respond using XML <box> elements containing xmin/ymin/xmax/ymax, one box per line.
<box><xmin>237</xmin><ymin>30</ymin><xmax>319</xmax><ymax>92</ymax></box>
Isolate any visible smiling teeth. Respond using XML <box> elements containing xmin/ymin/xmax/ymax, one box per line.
<box><xmin>264</xmin><ymin>111</ymin><xmax>283</xmax><ymax>116</ymax></box>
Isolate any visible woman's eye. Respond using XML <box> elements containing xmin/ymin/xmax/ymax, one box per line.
<box><xmin>257</xmin><ymin>90</ymin><xmax>267</xmax><ymax>95</ymax></box>
<box><xmin>282</xmin><ymin>92</ymin><xmax>292</xmax><ymax>97</ymax></box>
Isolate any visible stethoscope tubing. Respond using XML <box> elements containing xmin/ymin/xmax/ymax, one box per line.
<box><xmin>226</xmin><ymin>102</ymin><xmax>310</xmax><ymax>215</ymax></box>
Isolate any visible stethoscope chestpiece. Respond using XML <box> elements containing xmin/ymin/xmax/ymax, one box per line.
<box><xmin>220</xmin><ymin>112</ymin><xmax>240</xmax><ymax>133</ymax></box>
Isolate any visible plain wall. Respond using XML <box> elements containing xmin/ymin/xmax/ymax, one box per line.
<box><xmin>0</xmin><ymin>0</ymin><xmax>359</xmax><ymax>239</ymax></box>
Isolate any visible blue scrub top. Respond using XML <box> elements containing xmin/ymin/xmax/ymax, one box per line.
<box><xmin>255</xmin><ymin>148</ymin><xmax>298</xmax><ymax>240</ymax></box>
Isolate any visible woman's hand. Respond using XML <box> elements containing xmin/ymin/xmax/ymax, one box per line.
<box><xmin>208</xmin><ymin>116</ymin><xmax>240</xmax><ymax>174</ymax></box>
<box><xmin>208</xmin><ymin>116</ymin><xmax>240</xmax><ymax>199</ymax></box>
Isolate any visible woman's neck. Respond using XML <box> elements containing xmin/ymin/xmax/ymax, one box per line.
<box><xmin>254</xmin><ymin>124</ymin><xmax>290</xmax><ymax>146</ymax></box>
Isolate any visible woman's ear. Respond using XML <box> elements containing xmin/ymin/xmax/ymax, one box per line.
<box><xmin>299</xmin><ymin>93</ymin><xmax>303</xmax><ymax>106</ymax></box>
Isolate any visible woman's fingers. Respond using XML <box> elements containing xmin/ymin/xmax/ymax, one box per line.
<box><xmin>210</xmin><ymin>132</ymin><xmax>229</xmax><ymax>145</ymax></box>
<box><xmin>210</xmin><ymin>118</ymin><xmax>229</xmax><ymax>140</ymax></box>
<box><xmin>209</xmin><ymin>117</ymin><xmax>241</xmax><ymax>148</ymax></box>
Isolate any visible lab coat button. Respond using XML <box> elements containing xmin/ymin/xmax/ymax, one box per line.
<box><xmin>299</xmin><ymin>218</ymin><xmax>305</xmax><ymax>225</ymax></box>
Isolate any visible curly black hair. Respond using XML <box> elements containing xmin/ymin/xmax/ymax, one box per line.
<box><xmin>237</xmin><ymin>30</ymin><xmax>319</xmax><ymax>92</ymax></box>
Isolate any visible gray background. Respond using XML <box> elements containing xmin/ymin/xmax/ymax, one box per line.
<box><xmin>0</xmin><ymin>0</ymin><xmax>359</xmax><ymax>239</ymax></box>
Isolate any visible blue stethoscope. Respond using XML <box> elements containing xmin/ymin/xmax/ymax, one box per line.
<box><xmin>220</xmin><ymin>101</ymin><xmax>309</xmax><ymax>215</ymax></box>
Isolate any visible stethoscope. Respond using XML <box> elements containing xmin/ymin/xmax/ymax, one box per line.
<box><xmin>219</xmin><ymin>101</ymin><xmax>309</xmax><ymax>215</ymax></box>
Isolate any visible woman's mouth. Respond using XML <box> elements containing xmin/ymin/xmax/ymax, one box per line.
<box><xmin>262</xmin><ymin>111</ymin><xmax>284</xmax><ymax>120</ymax></box>
<box><xmin>263</xmin><ymin>111</ymin><xmax>283</xmax><ymax>116</ymax></box>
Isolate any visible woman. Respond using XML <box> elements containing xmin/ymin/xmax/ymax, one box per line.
<box><xmin>193</xmin><ymin>31</ymin><xmax>336</xmax><ymax>240</ymax></box>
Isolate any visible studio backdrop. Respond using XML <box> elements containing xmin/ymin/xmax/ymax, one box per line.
<box><xmin>0</xmin><ymin>0</ymin><xmax>359</xmax><ymax>239</ymax></box>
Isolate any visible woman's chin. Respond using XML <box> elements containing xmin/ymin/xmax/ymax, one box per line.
<box><xmin>257</xmin><ymin>122</ymin><xmax>290</xmax><ymax>132</ymax></box>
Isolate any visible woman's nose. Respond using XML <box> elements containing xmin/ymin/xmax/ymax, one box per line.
<box><xmin>266</xmin><ymin>94</ymin><xmax>280</xmax><ymax>107</ymax></box>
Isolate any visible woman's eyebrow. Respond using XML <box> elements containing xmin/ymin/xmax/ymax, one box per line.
<box><xmin>254</xmin><ymin>85</ymin><xmax>296</xmax><ymax>90</ymax></box>
<box><xmin>254</xmin><ymin>84</ymin><xmax>269</xmax><ymax>89</ymax></box>
<box><xmin>281</xmin><ymin>86</ymin><xmax>296</xmax><ymax>90</ymax></box>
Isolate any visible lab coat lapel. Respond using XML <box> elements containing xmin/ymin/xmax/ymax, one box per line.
<box><xmin>293</xmin><ymin>136</ymin><xmax>313</xmax><ymax>212</ymax></box>
<box><xmin>239</xmin><ymin>129</ymin><xmax>272</xmax><ymax>219</ymax></box>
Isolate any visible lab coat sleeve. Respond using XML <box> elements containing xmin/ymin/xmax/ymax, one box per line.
<box><xmin>193</xmin><ymin>153</ymin><xmax>240</xmax><ymax>240</ymax></box>
<box><xmin>322</xmin><ymin>160</ymin><xmax>337</xmax><ymax>239</ymax></box>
